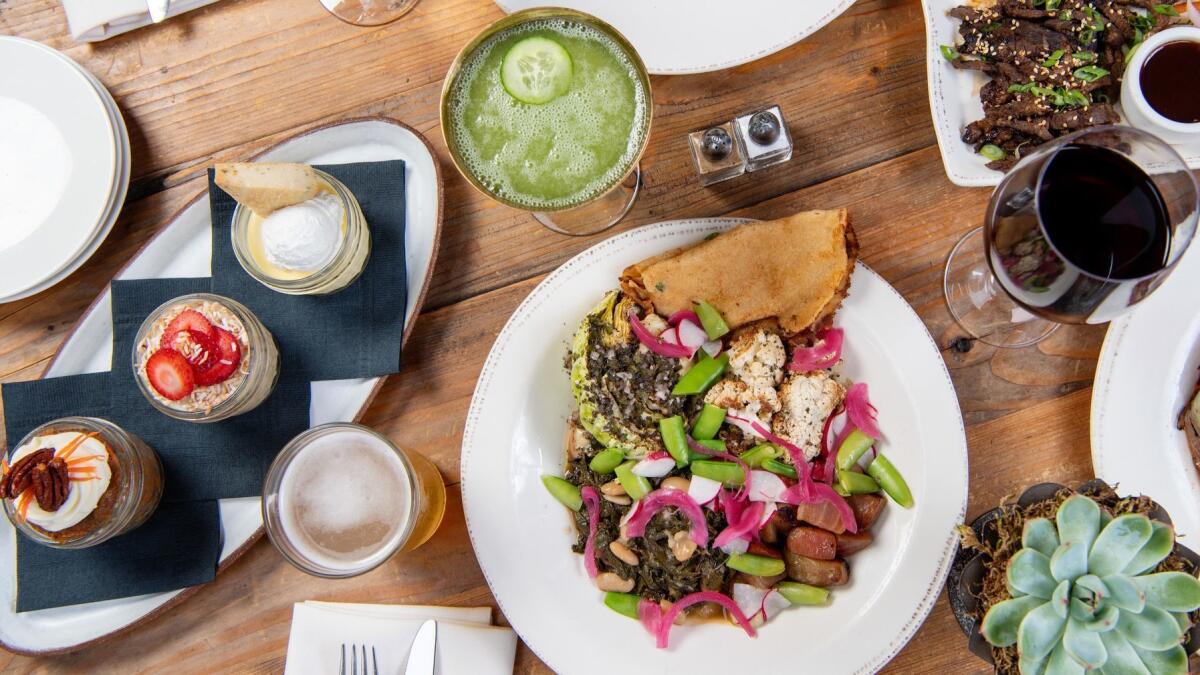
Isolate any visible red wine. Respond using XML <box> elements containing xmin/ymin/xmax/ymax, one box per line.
<box><xmin>1141</xmin><ymin>41</ymin><xmax>1200</xmax><ymax>124</ymax></box>
<box><xmin>1037</xmin><ymin>144</ymin><xmax>1171</xmax><ymax>280</ymax></box>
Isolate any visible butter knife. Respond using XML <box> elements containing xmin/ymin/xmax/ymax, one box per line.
<box><xmin>404</xmin><ymin>620</ymin><xmax>437</xmax><ymax>675</ymax></box>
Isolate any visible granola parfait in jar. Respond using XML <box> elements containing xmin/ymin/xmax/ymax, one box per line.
<box><xmin>133</xmin><ymin>293</ymin><xmax>279</xmax><ymax>423</ymax></box>
<box><xmin>2</xmin><ymin>417</ymin><xmax>163</xmax><ymax>549</ymax></box>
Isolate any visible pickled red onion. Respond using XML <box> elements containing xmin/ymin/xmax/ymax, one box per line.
<box><xmin>845</xmin><ymin>382</ymin><xmax>881</xmax><ymax>439</ymax></box>
<box><xmin>625</xmin><ymin>488</ymin><xmax>709</xmax><ymax>547</ymax></box>
<box><xmin>714</xmin><ymin>500</ymin><xmax>765</xmax><ymax>548</ymax></box>
<box><xmin>686</xmin><ymin>437</ymin><xmax>749</xmax><ymax>486</ymax></box>
<box><xmin>780</xmin><ymin>481</ymin><xmax>858</xmax><ymax>533</ymax></box>
<box><xmin>655</xmin><ymin>591</ymin><xmax>757</xmax><ymax>648</ymax></box>
<box><xmin>788</xmin><ymin>327</ymin><xmax>844</xmax><ymax>373</ymax></box>
<box><xmin>638</xmin><ymin>598</ymin><xmax>664</xmax><ymax>635</ymax></box>
<box><xmin>581</xmin><ymin>486</ymin><xmax>601</xmax><ymax>578</ymax></box>
<box><xmin>667</xmin><ymin>310</ymin><xmax>701</xmax><ymax>327</ymax></box>
<box><xmin>629</xmin><ymin>311</ymin><xmax>693</xmax><ymax>359</ymax></box>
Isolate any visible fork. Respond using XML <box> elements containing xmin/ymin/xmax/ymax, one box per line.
<box><xmin>339</xmin><ymin>643</ymin><xmax>379</xmax><ymax>675</ymax></box>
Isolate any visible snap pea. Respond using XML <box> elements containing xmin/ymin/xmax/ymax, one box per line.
<box><xmin>693</xmin><ymin>300</ymin><xmax>730</xmax><ymax>340</ymax></box>
<box><xmin>776</xmin><ymin>582</ymin><xmax>830</xmax><ymax>606</ymax></box>
<box><xmin>691</xmin><ymin>404</ymin><xmax>726</xmax><ymax>440</ymax></box>
<box><xmin>762</xmin><ymin>458</ymin><xmax>798</xmax><ymax>479</ymax></box>
<box><xmin>614</xmin><ymin>461</ymin><xmax>652</xmax><ymax>501</ymax></box>
<box><xmin>659</xmin><ymin>415</ymin><xmax>690</xmax><ymax>467</ymax></box>
<box><xmin>604</xmin><ymin>591</ymin><xmax>641</xmax><ymax>619</ymax></box>
<box><xmin>740</xmin><ymin>443</ymin><xmax>781</xmax><ymax>468</ymax></box>
<box><xmin>672</xmin><ymin>352</ymin><xmax>729</xmax><ymax>396</ymax></box>
<box><xmin>837</xmin><ymin>469</ymin><xmax>881</xmax><ymax>495</ymax></box>
<box><xmin>589</xmin><ymin>447</ymin><xmax>626</xmax><ymax>474</ymax></box>
<box><xmin>690</xmin><ymin>459</ymin><xmax>745</xmax><ymax>487</ymax></box>
<box><xmin>834</xmin><ymin>482</ymin><xmax>851</xmax><ymax>497</ymax></box>
<box><xmin>727</xmin><ymin>553</ymin><xmax>785</xmax><ymax>577</ymax></box>
<box><xmin>688</xmin><ymin>438</ymin><xmax>726</xmax><ymax>462</ymax></box>
<box><xmin>541</xmin><ymin>475</ymin><xmax>582</xmax><ymax>511</ymax></box>
<box><xmin>867</xmin><ymin>453</ymin><xmax>913</xmax><ymax>508</ymax></box>
<box><xmin>835</xmin><ymin>429</ymin><xmax>875</xmax><ymax>472</ymax></box>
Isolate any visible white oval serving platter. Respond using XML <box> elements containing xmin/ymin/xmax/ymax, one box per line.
<box><xmin>461</xmin><ymin>218</ymin><xmax>969</xmax><ymax>674</ymax></box>
<box><xmin>0</xmin><ymin>117</ymin><xmax>443</xmax><ymax>655</ymax></box>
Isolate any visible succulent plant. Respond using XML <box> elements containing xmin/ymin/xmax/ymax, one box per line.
<box><xmin>981</xmin><ymin>494</ymin><xmax>1200</xmax><ymax>674</ymax></box>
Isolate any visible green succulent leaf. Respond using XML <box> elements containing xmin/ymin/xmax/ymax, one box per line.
<box><xmin>1069</xmin><ymin>598</ymin><xmax>1096</xmax><ymax>622</ymax></box>
<box><xmin>1025</xmin><ymin>517</ymin><xmax>1061</xmax><ymax>558</ymax></box>
<box><xmin>1051</xmin><ymin>580</ymin><xmax>1072</xmax><ymax>619</ymax></box>
<box><xmin>1081</xmin><ymin>603</ymin><xmax>1119</xmax><ymax>633</ymax></box>
<box><xmin>1045</xmin><ymin>642</ymin><xmax>1086</xmax><ymax>675</ymax></box>
<box><xmin>982</xmin><ymin>595</ymin><xmax>1045</xmax><ymax>647</ymax></box>
<box><xmin>1074</xmin><ymin>574</ymin><xmax>1108</xmax><ymax>600</ymax></box>
<box><xmin>1057</xmin><ymin>495</ymin><xmax>1101</xmax><ymax>550</ymax></box>
<box><xmin>1116</xmin><ymin>605</ymin><xmax>1184</xmax><ymax>651</ymax></box>
<box><xmin>1130</xmin><ymin>643</ymin><xmax>1188</xmax><ymax>675</ymax></box>
<box><xmin>1051</xmin><ymin>542</ymin><xmax>1088</xmax><ymax>582</ymax></box>
<box><xmin>1019</xmin><ymin>601</ymin><xmax>1069</xmax><ymax>660</ymax></box>
<box><xmin>1020</xmin><ymin>652</ymin><xmax>1049</xmax><ymax>675</ymax></box>
<box><xmin>1172</xmin><ymin>611</ymin><xmax>1191</xmax><ymax>635</ymax></box>
<box><xmin>1089</xmin><ymin>515</ymin><xmax>1153</xmax><ymax>577</ymax></box>
<box><xmin>1010</xmin><ymin>549</ymin><xmax>1058</xmax><ymax>599</ymax></box>
<box><xmin>1102</xmin><ymin>574</ymin><xmax>1146</xmax><ymax>613</ymax></box>
<box><xmin>1124</xmin><ymin>521</ymin><xmax>1175</xmax><ymax>575</ymax></box>
<box><xmin>1132</xmin><ymin>572</ymin><xmax>1200</xmax><ymax>613</ymax></box>
<box><xmin>1098</xmin><ymin>630</ymin><xmax>1152</xmax><ymax>675</ymax></box>
<box><xmin>1064</xmin><ymin>617</ymin><xmax>1108</xmax><ymax>668</ymax></box>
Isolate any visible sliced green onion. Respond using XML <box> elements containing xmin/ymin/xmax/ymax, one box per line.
<box><xmin>659</xmin><ymin>415</ymin><xmax>690</xmax><ymax>467</ymax></box>
<box><xmin>1153</xmin><ymin>3</ymin><xmax>1180</xmax><ymax>14</ymax></box>
<box><xmin>1063</xmin><ymin>89</ymin><xmax>1090</xmax><ymax>107</ymax></box>
<box><xmin>1042</xmin><ymin>49</ymin><xmax>1064</xmax><ymax>67</ymax></box>
<box><xmin>693</xmin><ymin>300</ymin><xmax>730</xmax><ymax>340</ymax></box>
<box><xmin>776</xmin><ymin>582</ymin><xmax>830</xmax><ymax>606</ymax></box>
<box><xmin>615</xmin><ymin>461</ymin><xmax>652</xmax><ymax>501</ymax></box>
<box><xmin>867</xmin><ymin>454</ymin><xmax>913</xmax><ymax>508</ymax></box>
<box><xmin>604</xmin><ymin>592</ymin><xmax>641</xmax><ymax>619</ymax></box>
<box><xmin>1056</xmin><ymin>7</ymin><xmax>1070</xmax><ymax>18</ymax></box>
<box><xmin>727</xmin><ymin>553</ymin><xmax>786</xmax><ymax>577</ymax></box>
<box><xmin>541</xmin><ymin>475</ymin><xmax>583</xmax><ymax>511</ymax></box>
<box><xmin>838</xmin><ymin>470</ymin><xmax>882</xmax><ymax>495</ymax></box>
<box><xmin>762</xmin><ymin>458</ymin><xmax>798</xmax><ymax>479</ymax></box>
<box><xmin>671</xmin><ymin>352</ymin><xmax>729</xmax><ymax>396</ymax></box>
<box><xmin>589</xmin><ymin>447</ymin><xmax>626</xmax><ymax>474</ymax></box>
<box><xmin>740</xmin><ymin>443</ymin><xmax>781</xmax><ymax>468</ymax></box>
<box><xmin>1074</xmin><ymin>50</ymin><xmax>1096</xmax><ymax>63</ymax></box>
<box><xmin>691</xmin><ymin>404</ymin><xmax>726</xmax><ymax>441</ymax></box>
<box><xmin>1073</xmin><ymin>65</ymin><xmax>1110</xmax><ymax>82</ymax></box>
<box><xmin>979</xmin><ymin>144</ymin><xmax>1007</xmax><ymax>162</ymax></box>
<box><xmin>939</xmin><ymin>44</ymin><xmax>960</xmax><ymax>61</ymax></box>
<box><xmin>690</xmin><ymin>459</ymin><xmax>745</xmax><ymax>487</ymax></box>
<box><xmin>1079</xmin><ymin>28</ymin><xmax>1095</xmax><ymax>44</ymax></box>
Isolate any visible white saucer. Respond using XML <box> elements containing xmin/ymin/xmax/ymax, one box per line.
<box><xmin>0</xmin><ymin>38</ymin><xmax>128</xmax><ymax>302</ymax></box>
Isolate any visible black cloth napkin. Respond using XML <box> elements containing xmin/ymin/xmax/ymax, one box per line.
<box><xmin>109</xmin><ymin>277</ymin><xmax>312</xmax><ymax>502</ymax></box>
<box><xmin>2</xmin><ymin>373</ymin><xmax>222</xmax><ymax>612</ymax></box>
<box><xmin>208</xmin><ymin>161</ymin><xmax>408</xmax><ymax>380</ymax></box>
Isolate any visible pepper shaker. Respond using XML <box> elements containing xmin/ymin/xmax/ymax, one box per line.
<box><xmin>688</xmin><ymin>122</ymin><xmax>746</xmax><ymax>186</ymax></box>
<box><xmin>734</xmin><ymin>106</ymin><xmax>792</xmax><ymax>172</ymax></box>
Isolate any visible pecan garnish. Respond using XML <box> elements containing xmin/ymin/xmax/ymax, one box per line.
<box><xmin>2</xmin><ymin>449</ymin><xmax>70</xmax><ymax>512</ymax></box>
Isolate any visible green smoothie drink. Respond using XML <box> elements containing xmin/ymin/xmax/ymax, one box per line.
<box><xmin>442</xmin><ymin>9</ymin><xmax>652</xmax><ymax>234</ymax></box>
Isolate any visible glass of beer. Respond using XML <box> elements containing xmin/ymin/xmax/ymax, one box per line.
<box><xmin>262</xmin><ymin>423</ymin><xmax>446</xmax><ymax>578</ymax></box>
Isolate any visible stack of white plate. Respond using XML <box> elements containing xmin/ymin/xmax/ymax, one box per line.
<box><xmin>0</xmin><ymin>37</ymin><xmax>130</xmax><ymax>303</ymax></box>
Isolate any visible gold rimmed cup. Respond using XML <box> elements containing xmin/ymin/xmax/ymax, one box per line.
<box><xmin>440</xmin><ymin>7</ymin><xmax>653</xmax><ymax>236</ymax></box>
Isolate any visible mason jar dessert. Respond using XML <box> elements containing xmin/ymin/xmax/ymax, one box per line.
<box><xmin>217</xmin><ymin>162</ymin><xmax>371</xmax><ymax>295</ymax></box>
<box><xmin>133</xmin><ymin>293</ymin><xmax>279</xmax><ymax>423</ymax></box>
<box><xmin>2</xmin><ymin>417</ymin><xmax>163</xmax><ymax>549</ymax></box>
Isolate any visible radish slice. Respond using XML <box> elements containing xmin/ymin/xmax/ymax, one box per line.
<box><xmin>655</xmin><ymin>591</ymin><xmax>756</xmax><ymax>648</ymax></box>
<box><xmin>759</xmin><ymin>502</ymin><xmax>778</xmax><ymax>529</ymax></box>
<box><xmin>733</xmin><ymin>583</ymin><xmax>768</xmax><ymax>620</ymax></box>
<box><xmin>714</xmin><ymin>501</ymin><xmax>765</xmax><ymax>548</ymax></box>
<box><xmin>845</xmin><ymin>382</ymin><xmax>881</xmax><ymax>439</ymax></box>
<box><xmin>762</xmin><ymin>589</ymin><xmax>791</xmax><ymax>621</ymax></box>
<box><xmin>676</xmin><ymin>320</ymin><xmax>709</xmax><ymax>351</ymax></box>
<box><xmin>780</xmin><ymin>481</ymin><xmax>858</xmax><ymax>534</ymax></box>
<box><xmin>747</xmin><ymin>470</ymin><xmax>788</xmax><ymax>503</ymax></box>
<box><xmin>720</xmin><ymin>538</ymin><xmax>751</xmax><ymax>555</ymax></box>
<box><xmin>660</xmin><ymin>326</ymin><xmax>682</xmax><ymax>346</ymax></box>
<box><xmin>581</xmin><ymin>486</ymin><xmax>601</xmax><ymax>578</ymax></box>
<box><xmin>625</xmin><ymin>488</ymin><xmax>709</xmax><ymax>547</ymax></box>
<box><xmin>629</xmin><ymin>311</ymin><xmax>694</xmax><ymax>359</ymax></box>
<box><xmin>725</xmin><ymin>413</ymin><xmax>762</xmax><ymax>438</ymax></box>
<box><xmin>788</xmin><ymin>327</ymin><xmax>844</xmax><ymax>373</ymax></box>
<box><xmin>667</xmin><ymin>310</ymin><xmax>701</xmax><ymax>327</ymax></box>
<box><xmin>687</xmin><ymin>474</ymin><xmax>722</xmax><ymax>505</ymax></box>
<box><xmin>701</xmin><ymin>339</ymin><xmax>723</xmax><ymax>357</ymax></box>
<box><xmin>632</xmin><ymin>452</ymin><xmax>676</xmax><ymax>478</ymax></box>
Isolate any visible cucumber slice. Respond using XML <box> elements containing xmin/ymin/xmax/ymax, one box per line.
<box><xmin>501</xmin><ymin>36</ymin><xmax>573</xmax><ymax>104</ymax></box>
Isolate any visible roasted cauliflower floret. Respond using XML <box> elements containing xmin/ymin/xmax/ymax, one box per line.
<box><xmin>704</xmin><ymin>379</ymin><xmax>781</xmax><ymax>429</ymax></box>
<box><xmin>773</xmin><ymin>371</ymin><xmax>845</xmax><ymax>461</ymax></box>
<box><xmin>726</xmin><ymin>326</ymin><xmax>786</xmax><ymax>390</ymax></box>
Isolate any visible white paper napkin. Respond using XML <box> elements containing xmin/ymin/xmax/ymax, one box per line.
<box><xmin>60</xmin><ymin>0</ymin><xmax>221</xmax><ymax>42</ymax></box>
<box><xmin>284</xmin><ymin>602</ymin><xmax>517</xmax><ymax>675</ymax></box>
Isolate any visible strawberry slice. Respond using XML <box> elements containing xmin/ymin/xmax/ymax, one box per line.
<box><xmin>145</xmin><ymin>349</ymin><xmax>195</xmax><ymax>401</ymax></box>
<box><xmin>162</xmin><ymin>328</ymin><xmax>220</xmax><ymax>373</ymax></box>
<box><xmin>194</xmin><ymin>327</ymin><xmax>243</xmax><ymax>386</ymax></box>
<box><xmin>161</xmin><ymin>309</ymin><xmax>213</xmax><ymax>349</ymax></box>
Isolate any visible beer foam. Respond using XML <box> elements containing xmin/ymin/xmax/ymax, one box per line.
<box><xmin>446</xmin><ymin>18</ymin><xmax>650</xmax><ymax>210</ymax></box>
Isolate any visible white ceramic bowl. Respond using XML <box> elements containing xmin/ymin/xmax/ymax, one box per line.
<box><xmin>1121</xmin><ymin>26</ymin><xmax>1200</xmax><ymax>144</ymax></box>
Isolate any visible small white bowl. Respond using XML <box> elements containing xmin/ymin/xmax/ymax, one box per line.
<box><xmin>1121</xmin><ymin>26</ymin><xmax>1200</xmax><ymax>144</ymax></box>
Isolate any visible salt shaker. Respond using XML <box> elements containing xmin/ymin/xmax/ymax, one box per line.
<box><xmin>734</xmin><ymin>106</ymin><xmax>792</xmax><ymax>172</ymax></box>
<box><xmin>688</xmin><ymin>122</ymin><xmax>746</xmax><ymax>186</ymax></box>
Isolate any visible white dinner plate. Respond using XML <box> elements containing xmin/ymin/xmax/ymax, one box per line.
<box><xmin>461</xmin><ymin>218</ymin><xmax>969</xmax><ymax>673</ymax></box>
<box><xmin>0</xmin><ymin>38</ymin><xmax>122</xmax><ymax>299</ymax></box>
<box><xmin>1092</xmin><ymin>245</ymin><xmax>1200</xmax><ymax>547</ymax></box>
<box><xmin>0</xmin><ymin>117</ymin><xmax>443</xmax><ymax>655</ymax></box>
<box><xmin>920</xmin><ymin>1</ymin><xmax>1200</xmax><ymax>187</ymax></box>
<box><xmin>495</xmin><ymin>0</ymin><xmax>857</xmax><ymax>75</ymax></box>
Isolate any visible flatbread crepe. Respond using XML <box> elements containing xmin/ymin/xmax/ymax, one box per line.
<box><xmin>620</xmin><ymin>209</ymin><xmax>857</xmax><ymax>335</ymax></box>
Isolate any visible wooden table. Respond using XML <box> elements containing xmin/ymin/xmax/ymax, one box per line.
<box><xmin>0</xmin><ymin>0</ymin><xmax>1123</xmax><ymax>671</ymax></box>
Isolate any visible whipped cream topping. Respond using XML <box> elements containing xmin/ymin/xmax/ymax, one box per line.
<box><xmin>260</xmin><ymin>193</ymin><xmax>344</xmax><ymax>272</ymax></box>
<box><xmin>10</xmin><ymin>431</ymin><xmax>112</xmax><ymax>532</ymax></box>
